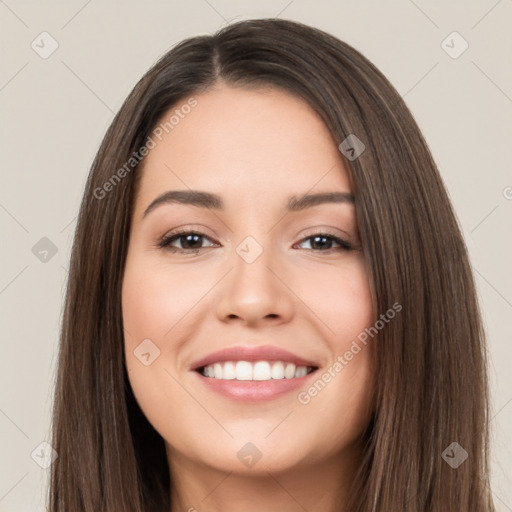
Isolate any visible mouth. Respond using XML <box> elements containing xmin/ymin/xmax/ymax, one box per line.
<box><xmin>196</xmin><ymin>360</ymin><xmax>318</xmax><ymax>381</ymax></box>
<box><xmin>193</xmin><ymin>362</ymin><xmax>319</xmax><ymax>402</ymax></box>
<box><xmin>189</xmin><ymin>344</ymin><xmax>320</xmax><ymax>401</ymax></box>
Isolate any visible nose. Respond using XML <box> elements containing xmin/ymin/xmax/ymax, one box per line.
<box><xmin>214</xmin><ymin>239</ymin><xmax>295</xmax><ymax>327</ymax></box>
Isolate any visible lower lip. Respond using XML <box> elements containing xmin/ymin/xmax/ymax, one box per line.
<box><xmin>193</xmin><ymin>370</ymin><xmax>318</xmax><ymax>402</ymax></box>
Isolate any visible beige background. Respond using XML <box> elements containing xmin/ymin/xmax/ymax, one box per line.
<box><xmin>0</xmin><ymin>1</ymin><xmax>511</xmax><ymax>510</ymax></box>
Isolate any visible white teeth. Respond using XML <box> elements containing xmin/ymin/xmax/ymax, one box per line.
<box><xmin>253</xmin><ymin>361</ymin><xmax>271</xmax><ymax>380</ymax></box>
<box><xmin>271</xmin><ymin>361</ymin><xmax>284</xmax><ymax>379</ymax></box>
<box><xmin>295</xmin><ymin>366</ymin><xmax>308</xmax><ymax>378</ymax></box>
<box><xmin>213</xmin><ymin>363</ymin><xmax>223</xmax><ymax>379</ymax></box>
<box><xmin>235</xmin><ymin>361</ymin><xmax>253</xmax><ymax>380</ymax></box>
<box><xmin>222</xmin><ymin>361</ymin><xmax>236</xmax><ymax>380</ymax></box>
<box><xmin>284</xmin><ymin>363</ymin><xmax>296</xmax><ymax>379</ymax></box>
<box><xmin>200</xmin><ymin>360</ymin><xmax>314</xmax><ymax>381</ymax></box>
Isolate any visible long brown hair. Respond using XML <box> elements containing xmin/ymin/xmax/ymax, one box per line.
<box><xmin>49</xmin><ymin>18</ymin><xmax>495</xmax><ymax>511</ymax></box>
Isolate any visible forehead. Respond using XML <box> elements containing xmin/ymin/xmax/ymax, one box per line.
<box><xmin>135</xmin><ymin>84</ymin><xmax>351</xmax><ymax>209</ymax></box>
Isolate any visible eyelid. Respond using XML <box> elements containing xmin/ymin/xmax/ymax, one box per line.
<box><xmin>157</xmin><ymin>224</ymin><xmax>218</xmax><ymax>243</ymax></box>
<box><xmin>297</xmin><ymin>225</ymin><xmax>354</xmax><ymax>241</ymax></box>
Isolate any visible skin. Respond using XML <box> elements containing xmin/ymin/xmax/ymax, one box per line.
<box><xmin>122</xmin><ymin>82</ymin><xmax>376</xmax><ymax>512</ymax></box>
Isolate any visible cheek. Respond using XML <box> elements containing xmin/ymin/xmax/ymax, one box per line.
<box><xmin>291</xmin><ymin>259</ymin><xmax>375</xmax><ymax>433</ymax></box>
<box><xmin>122</xmin><ymin>258</ymin><xmax>209</xmax><ymax>344</ymax></box>
<box><xmin>295</xmin><ymin>257</ymin><xmax>374</xmax><ymax>347</ymax></box>
<box><xmin>121</xmin><ymin>257</ymin><xmax>201</xmax><ymax>443</ymax></box>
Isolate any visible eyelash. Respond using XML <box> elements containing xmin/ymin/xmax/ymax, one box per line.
<box><xmin>157</xmin><ymin>228</ymin><xmax>355</xmax><ymax>255</ymax></box>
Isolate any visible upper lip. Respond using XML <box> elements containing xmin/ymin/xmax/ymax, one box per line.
<box><xmin>190</xmin><ymin>345</ymin><xmax>319</xmax><ymax>371</ymax></box>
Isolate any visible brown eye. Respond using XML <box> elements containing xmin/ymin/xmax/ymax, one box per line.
<box><xmin>297</xmin><ymin>233</ymin><xmax>353</xmax><ymax>252</ymax></box>
<box><xmin>158</xmin><ymin>230</ymin><xmax>217</xmax><ymax>253</ymax></box>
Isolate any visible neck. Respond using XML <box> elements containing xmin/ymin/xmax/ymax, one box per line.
<box><xmin>166</xmin><ymin>443</ymin><xmax>363</xmax><ymax>512</ymax></box>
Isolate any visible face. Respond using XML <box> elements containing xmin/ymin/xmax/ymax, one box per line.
<box><xmin>122</xmin><ymin>83</ymin><xmax>375</xmax><ymax>477</ymax></box>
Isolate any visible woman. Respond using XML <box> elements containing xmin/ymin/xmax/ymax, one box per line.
<box><xmin>49</xmin><ymin>18</ymin><xmax>495</xmax><ymax>512</ymax></box>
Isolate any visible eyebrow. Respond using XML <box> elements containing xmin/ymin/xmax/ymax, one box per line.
<box><xmin>142</xmin><ymin>189</ymin><xmax>354</xmax><ymax>218</ymax></box>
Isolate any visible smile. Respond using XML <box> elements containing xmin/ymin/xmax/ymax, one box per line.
<box><xmin>198</xmin><ymin>360</ymin><xmax>317</xmax><ymax>381</ymax></box>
